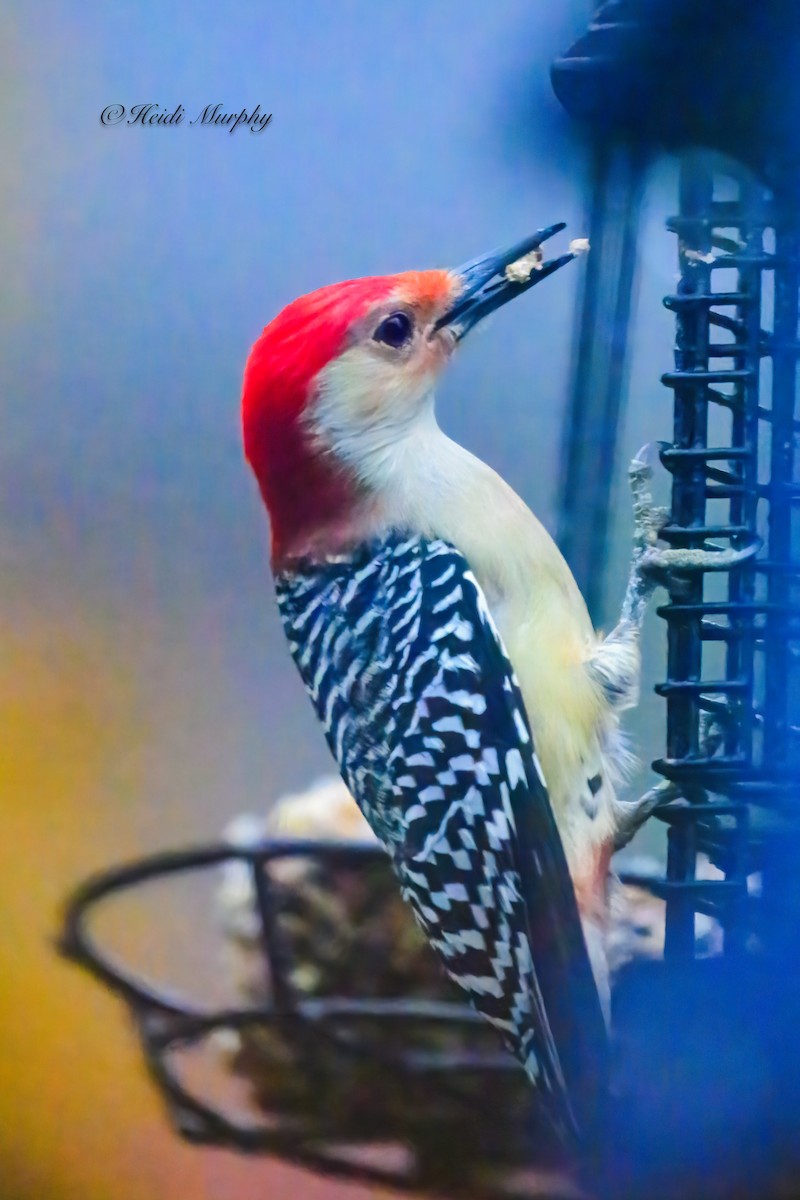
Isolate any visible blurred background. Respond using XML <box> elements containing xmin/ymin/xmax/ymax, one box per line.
<box><xmin>1</xmin><ymin>2</ymin><xmax>681</xmax><ymax>1196</ymax></box>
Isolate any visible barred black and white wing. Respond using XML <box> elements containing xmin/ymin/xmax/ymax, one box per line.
<box><xmin>276</xmin><ymin>533</ymin><xmax>606</xmax><ymax>1138</ymax></box>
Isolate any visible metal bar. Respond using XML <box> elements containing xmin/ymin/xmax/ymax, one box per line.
<box><xmin>557</xmin><ymin>140</ymin><xmax>646</xmax><ymax>624</ymax></box>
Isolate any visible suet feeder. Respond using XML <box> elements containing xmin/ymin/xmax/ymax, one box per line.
<box><xmin>60</xmin><ymin>835</ymin><xmax>571</xmax><ymax>1198</ymax></box>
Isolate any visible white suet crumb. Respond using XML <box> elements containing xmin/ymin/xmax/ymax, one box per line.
<box><xmin>224</xmin><ymin>811</ymin><xmax>269</xmax><ymax>847</ymax></box>
<box><xmin>208</xmin><ymin>1027</ymin><xmax>243</xmax><ymax>1061</ymax></box>
<box><xmin>504</xmin><ymin>248</ymin><xmax>543</xmax><ymax>282</ymax></box>
<box><xmin>505</xmin><ymin>238</ymin><xmax>589</xmax><ymax>283</ymax></box>
<box><xmin>684</xmin><ymin>249</ymin><xmax>716</xmax><ymax>264</ymax></box>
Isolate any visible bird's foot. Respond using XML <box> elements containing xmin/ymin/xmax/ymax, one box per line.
<box><xmin>638</xmin><ymin>540</ymin><xmax>760</xmax><ymax>583</ymax></box>
<box><xmin>610</xmin><ymin>709</ymin><xmax>736</xmax><ymax>853</ymax></box>
<box><xmin>624</xmin><ymin>443</ymin><xmax>760</xmax><ymax>617</ymax></box>
<box><xmin>586</xmin><ymin>445</ymin><xmax>669</xmax><ymax>704</ymax></box>
<box><xmin>629</xmin><ymin>441</ymin><xmax>671</xmax><ymax>560</ymax></box>
<box><xmin>618</xmin><ymin>442</ymin><xmax>671</xmax><ymax>627</ymax></box>
<box><xmin>612</xmin><ymin>780</ymin><xmax>678</xmax><ymax>852</ymax></box>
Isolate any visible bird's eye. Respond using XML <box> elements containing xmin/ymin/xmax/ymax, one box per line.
<box><xmin>373</xmin><ymin>311</ymin><xmax>414</xmax><ymax>348</ymax></box>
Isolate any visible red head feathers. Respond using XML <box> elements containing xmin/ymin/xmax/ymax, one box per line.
<box><xmin>242</xmin><ymin>270</ymin><xmax>456</xmax><ymax>566</ymax></box>
<box><xmin>242</xmin><ymin>228</ymin><xmax>576</xmax><ymax>565</ymax></box>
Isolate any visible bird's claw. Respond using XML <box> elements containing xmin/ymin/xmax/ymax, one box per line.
<box><xmin>629</xmin><ymin>439</ymin><xmax>670</xmax><ymax>476</ymax></box>
<box><xmin>629</xmin><ymin>440</ymin><xmax>762</xmax><ymax>581</ymax></box>
<box><xmin>637</xmin><ymin>538</ymin><xmax>761</xmax><ymax>582</ymax></box>
<box><xmin>618</xmin><ymin>443</ymin><xmax>672</xmax><ymax>624</ymax></box>
<box><xmin>613</xmin><ymin>780</ymin><xmax>677</xmax><ymax>852</ymax></box>
<box><xmin>612</xmin><ymin>709</ymin><xmax>734</xmax><ymax>852</ymax></box>
<box><xmin>629</xmin><ymin>441</ymin><xmax>671</xmax><ymax>555</ymax></box>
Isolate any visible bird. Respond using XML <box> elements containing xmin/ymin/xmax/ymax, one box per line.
<box><xmin>240</xmin><ymin>224</ymin><xmax>660</xmax><ymax>1140</ymax></box>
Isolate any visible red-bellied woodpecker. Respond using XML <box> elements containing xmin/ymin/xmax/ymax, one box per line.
<box><xmin>241</xmin><ymin>225</ymin><xmax>657</xmax><ymax>1138</ymax></box>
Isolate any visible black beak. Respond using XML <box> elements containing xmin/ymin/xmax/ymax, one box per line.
<box><xmin>433</xmin><ymin>223</ymin><xmax>576</xmax><ymax>340</ymax></box>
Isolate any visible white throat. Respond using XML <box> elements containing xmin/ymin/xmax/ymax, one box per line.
<box><xmin>311</xmin><ymin>349</ymin><xmax>439</xmax><ymax>494</ymax></box>
<box><xmin>309</xmin><ymin>362</ymin><xmax>601</xmax><ymax>832</ymax></box>
<box><xmin>310</xmin><ymin>354</ymin><xmax>591</xmax><ymax>640</ymax></box>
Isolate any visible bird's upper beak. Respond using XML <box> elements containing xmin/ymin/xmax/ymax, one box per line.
<box><xmin>433</xmin><ymin>223</ymin><xmax>576</xmax><ymax>341</ymax></box>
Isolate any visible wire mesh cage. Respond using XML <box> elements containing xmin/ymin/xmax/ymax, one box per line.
<box><xmin>591</xmin><ymin>155</ymin><xmax>800</xmax><ymax>1200</ymax></box>
<box><xmin>652</xmin><ymin>155</ymin><xmax>800</xmax><ymax>961</ymax></box>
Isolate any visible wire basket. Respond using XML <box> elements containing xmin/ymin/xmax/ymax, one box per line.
<box><xmin>60</xmin><ymin>836</ymin><xmax>580</xmax><ymax>1198</ymax></box>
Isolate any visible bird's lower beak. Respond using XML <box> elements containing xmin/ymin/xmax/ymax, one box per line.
<box><xmin>434</xmin><ymin>223</ymin><xmax>576</xmax><ymax>341</ymax></box>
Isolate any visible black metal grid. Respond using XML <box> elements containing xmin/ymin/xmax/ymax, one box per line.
<box><xmin>653</xmin><ymin>155</ymin><xmax>800</xmax><ymax>959</ymax></box>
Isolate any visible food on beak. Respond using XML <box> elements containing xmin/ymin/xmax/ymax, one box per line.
<box><xmin>504</xmin><ymin>248</ymin><xmax>544</xmax><ymax>283</ymax></box>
